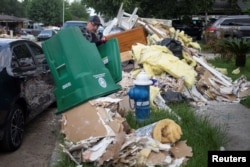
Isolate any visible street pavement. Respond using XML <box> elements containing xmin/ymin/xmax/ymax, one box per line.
<box><xmin>0</xmin><ymin>107</ymin><xmax>61</xmax><ymax>167</ymax></box>
<box><xmin>197</xmin><ymin>101</ymin><xmax>250</xmax><ymax>150</ymax></box>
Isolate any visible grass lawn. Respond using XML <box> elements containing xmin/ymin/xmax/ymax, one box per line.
<box><xmin>206</xmin><ymin>55</ymin><xmax>250</xmax><ymax>81</ymax></box>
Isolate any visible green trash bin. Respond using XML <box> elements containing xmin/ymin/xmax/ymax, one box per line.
<box><xmin>42</xmin><ymin>27</ymin><xmax>121</xmax><ymax>114</ymax></box>
<box><xmin>98</xmin><ymin>38</ymin><xmax>122</xmax><ymax>83</ymax></box>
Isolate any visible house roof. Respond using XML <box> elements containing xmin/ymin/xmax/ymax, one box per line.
<box><xmin>0</xmin><ymin>14</ymin><xmax>24</xmax><ymax>22</ymax></box>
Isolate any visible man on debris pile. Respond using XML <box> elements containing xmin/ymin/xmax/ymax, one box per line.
<box><xmin>81</xmin><ymin>15</ymin><xmax>105</xmax><ymax>45</ymax></box>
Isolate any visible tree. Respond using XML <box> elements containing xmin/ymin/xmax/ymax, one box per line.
<box><xmin>28</xmin><ymin>0</ymin><xmax>62</xmax><ymax>25</ymax></box>
<box><xmin>242</xmin><ymin>0</ymin><xmax>250</xmax><ymax>14</ymax></box>
<box><xmin>27</xmin><ymin>0</ymin><xmax>89</xmax><ymax>25</ymax></box>
<box><xmin>21</xmin><ymin>0</ymin><xmax>32</xmax><ymax>18</ymax></box>
<box><xmin>81</xmin><ymin>0</ymin><xmax>125</xmax><ymax>18</ymax></box>
<box><xmin>0</xmin><ymin>0</ymin><xmax>24</xmax><ymax>17</ymax></box>
<box><xmin>196</xmin><ymin>0</ymin><xmax>215</xmax><ymax>25</ymax></box>
<box><xmin>69</xmin><ymin>1</ymin><xmax>89</xmax><ymax>20</ymax></box>
<box><xmin>81</xmin><ymin>0</ymin><xmax>216</xmax><ymax>20</ymax></box>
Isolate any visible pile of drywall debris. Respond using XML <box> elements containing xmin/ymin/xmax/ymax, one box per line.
<box><xmin>127</xmin><ymin>17</ymin><xmax>250</xmax><ymax>106</ymax></box>
<box><xmin>103</xmin><ymin>3</ymin><xmax>250</xmax><ymax>105</ymax></box>
<box><xmin>60</xmin><ymin>96</ymin><xmax>192</xmax><ymax>167</ymax></box>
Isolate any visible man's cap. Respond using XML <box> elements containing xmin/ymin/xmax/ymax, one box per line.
<box><xmin>89</xmin><ymin>15</ymin><xmax>102</xmax><ymax>26</ymax></box>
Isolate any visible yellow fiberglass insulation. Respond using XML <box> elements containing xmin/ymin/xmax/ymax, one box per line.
<box><xmin>143</xmin><ymin>63</ymin><xmax>163</xmax><ymax>78</ymax></box>
<box><xmin>131</xmin><ymin>43</ymin><xmax>146</xmax><ymax>62</ymax></box>
<box><xmin>150</xmin><ymin>86</ymin><xmax>160</xmax><ymax>107</ymax></box>
<box><xmin>132</xmin><ymin>44</ymin><xmax>197</xmax><ymax>88</ymax></box>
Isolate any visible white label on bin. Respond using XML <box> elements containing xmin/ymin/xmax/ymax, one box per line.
<box><xmin>102</xmin><ymin>56</ymin><xmax>109</xmax><ymax>64</ymax></box>
<box><xmin>98</xmin><ymin>77</ymin><xmax>107</xmax><ymax>88</ymax></box>
<box><xmin>136</xmin><ymin>101</ymin><xmax>149</xmax><ymax>106</ymax></box>
<box><xmin>94</xmin><ymin>73</ymin><xmax>105</xmax><ymax>78</ymax></box>
<box><xmin>62</xmin><ymin>82</ymin><xmax>72</xmax><ymax>89</ymax></box>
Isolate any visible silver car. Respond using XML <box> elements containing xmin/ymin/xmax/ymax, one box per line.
<box><xmin>37</xmin><ymin>29</ymin><xmax>57</xmax><ymax>41</ymax></box>
<box><xmin>205</xmin><ymin>15</ymin><xmax>250</xmax><ymax>40</ymax></box>
<box><xmin>61</xmin><ymin>20</ymin><xmax>87</xmax><ymax>30</ymax></box>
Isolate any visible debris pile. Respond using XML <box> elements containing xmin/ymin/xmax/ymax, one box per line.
<box><xmin>126</xmin><ymin>17</ymin><xmax>250</xmax><ymax>105</ymax></box>
<box><xmin>60</xmin><ymin>97</ymin><xmax>192</xmax><ymax>167</ymax></box>
<box><xmin>59</xmin><ymin>4</ymin><xmax>250</xmax><ymax>166</ymax></box>
<box><xmin>61</xmin><ymin>133</ymin><xmax>193</xmax><ymax>167</ymax></box>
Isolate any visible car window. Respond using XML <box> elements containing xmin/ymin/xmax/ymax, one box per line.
<box><xmin>62</xmin><ymin>22</ymin><xmax>87</xmax><ymax>29</ymax></box>
<box><xmin>221</xmin><ymin>18</ymin><xmax>250</xmax><ymax>26</ymax></box>
<box><xmin>192</xmin><ymin>20</ymin><xmax>204</xmax><ymax>27</ymax></box>
<box><xmin>221</xmin><ymin>19</ymin><xmax>236</xmax><ymax>26</ymax></box>
<box><xmin>12</xmin><ymin>43</ymin><xmax>35</xmax><ymax>73</ymax></box>
<box><xmin>234</xmin><ymin>18</ymin><xmax>250</xmax><ymax>26</ymax></box>
<box><xmin>43</xmin><ymin>30</ymin><xmax>52</xmax><ymax>34</ymax></box>
<box><xmin>28</xmin><ymin>42</ymin><xmax>46</xmax><ymax>65</ymax></box>
<box><xmin>29</xmin><ymin>42</ymin><xmax>43</xmax><ymax>56</ymax></box>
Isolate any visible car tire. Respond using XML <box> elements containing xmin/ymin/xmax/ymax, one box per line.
<box><xmin>0</xmin><ymin>104</ymin><xmax>25</xmax><ymax>152</ymax></box>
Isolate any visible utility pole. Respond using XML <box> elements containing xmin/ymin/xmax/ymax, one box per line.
<box><xmin>63</xmin><ymin>0</ymin><xmax>65</xmax><ymax>24</ymax></box>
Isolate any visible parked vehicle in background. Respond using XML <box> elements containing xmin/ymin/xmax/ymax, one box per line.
<box><xmin>61</xmin><ymin>20</ymin><xmax>87</xmax><ymax>30</ymax></box>
<box><xmin>21</xmin><ymin>22</ymin><xmax>44</xmax><ymax>36</ymax></box>
<box><xmin>0</xmin><ymin>38</ymin><xmax>55</xmax><ymax>152</ymax></box>
<box><xmin>19</xmin><ymin>31</ymin><xmax>36</xmax><ymax>41</ymax></box>
<box><xmin>172</xmin><ymin>19</ymin><xmax>204</xmax><ymax>40</ymax></box>
<box><xmin>204</xmin><ymin>15</ymin><xmax>250</xmax><ymax>40</ymax></box>
<box><xmin>37</xmin><ymin>29</ymin><xmax>57</xmax><ymax>41</ymax></box>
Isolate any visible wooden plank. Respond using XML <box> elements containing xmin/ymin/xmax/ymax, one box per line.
<box><xmin>105</xmin><ymin>26</ymin><xmax>147</xmax><ymax>53</ymax></box>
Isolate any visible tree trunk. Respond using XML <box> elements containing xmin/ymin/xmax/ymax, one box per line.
<box><xmin>235</xmin><ymin>54</ymin><xmax>246</xmax><ymax>67</ymax></box>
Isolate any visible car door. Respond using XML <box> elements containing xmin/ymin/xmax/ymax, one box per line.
<box><xmin>11</xmin><ymin>41</ymin><xmax>55</xmax><ymax>119</ymax></box>
<box><xmin>27</xmin><ymin>41</ymin><xmax>50</xmax><ymax>72</ymax></box>
<box><xmin>235</xmin><ymin>18</ymin><xmax>250</xmax><ymax>37</ymax></box>
<box><xmin>27</xmin><ymin>42</ymin><xmax>55</xmax><ymax>106</ymax></box>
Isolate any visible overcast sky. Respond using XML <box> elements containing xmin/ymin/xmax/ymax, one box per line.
<box><xmin>18</xmin><ymin>0</ymin><xmax>96</xmax><ymax>15</ymax></box>
<box><xmin>18</xmin><ymin>0</ymin><xmax>76</xmax><ymax>3</ymax></box>
<box><xmin>68</xmin><ymin>0</ymin><xmax>80</xmax><ymax>3</ymax></box>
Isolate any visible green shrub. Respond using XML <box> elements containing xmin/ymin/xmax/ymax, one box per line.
<box><xmin>216</xmin><ymin>37</ymin><xmax>250</xmax><ymax>67</ymax></box>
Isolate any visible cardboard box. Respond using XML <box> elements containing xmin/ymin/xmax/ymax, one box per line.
<box><xmin>105</xmin><ymin>26</ymin><xmax>147</xmax><ymax>53</ymax></box>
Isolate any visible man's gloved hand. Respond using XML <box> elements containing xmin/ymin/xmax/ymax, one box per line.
<box><xmin>100</xmin><ymin>38</ymin><xmax>107</xmax><ymax>44</ymax></box>
<box><xmin>95</xmin><ymin>38</ymin><xmax>107</xmax><ymax>46</ymax></box>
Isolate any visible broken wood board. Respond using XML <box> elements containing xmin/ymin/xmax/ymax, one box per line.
<box><xmin>193</xmin><ymin>56</ymin><xmax>232</xmax><ymax>87</ymax></box>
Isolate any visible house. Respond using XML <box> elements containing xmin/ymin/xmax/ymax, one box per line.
<box><xmin>0</xmin><ymin>14</ymin><xmax>28</xmax><ymax>35</ymax></box>
<box><xmin>0</xmin><ymin>15</ymin><xmax>22</xmax><ymax>32</ymax></box>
